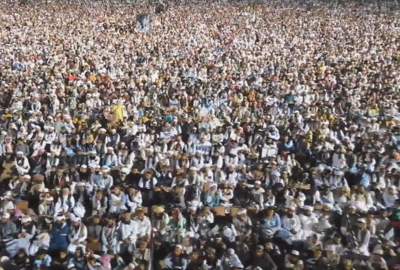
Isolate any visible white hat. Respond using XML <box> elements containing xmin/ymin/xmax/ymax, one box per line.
<box><xmin>291</xmin><ymin>250</ymin><xmax>300</xmax><ymax>256</ymax></box>
<box><xmin>76</xmin><ymin>182</ymin><xmax>86</xmax><ymax>187</ymax></box>
<box><xmin>55</xmin><ymin>215</ymin><xmax>66</xmax><ymax>222</ymax></box>
<box><xmin>41</xmin><ymin>188</ymin><xmax>49</xmax><ymax>193</ymax></box>
<box><xmin>21</xmin><ymin>216</ymin><xmax>32</xmax><ymax>223</ymax></box>
<box><xmin>357</xmin><ymin>218</ymin><xmax>366</xmax><ymax>224</ymax></box>
<box><xmin>4</xmin><ymin>191</ymin><xmax>13</xmax><ymax>199</ymax></box>
<box><xmin>22</xmin><ymin>175</ymin><xmax>31</xmax><ymax>180</ymax></box>
<box><xmin>45</xmin><ymin>196</ymin><xmax>54</xmax><ymax>202</ymax></box>
<box><xmin>16</xmin><ymin>151</ymin><xmax>24</xmax><ymax>156</ymax></box>
<box><xmin>325</xmin><ymin>245</ymin><xmax>336</xmax><ymax>252</ymax></box>
<box><xmin>2</xmin><ymin>213</ymin><xmax>10</xmax><ymax>219</ymax></box>
<box><xmin>70</xmin><ymin>214</ymin><xmax>81</xmax><ymax>223</ymax></box>
<box><xmin>303</xmin><ymin>205</ymin><xmax>314</xmax><ymax>211</ymax></box>
<box><xmin>223</xmin><ymin>227</ymin><xmax>234</xmax><ymax>238</ymax></box>
<box><xmin>373</xmin><ymin>245</ymin><xmax>384</xmax><ymax>255</ymax></box>
<box><xmin>237</xmin><ymin>209</ymin><xmax>247</xmax><ymax>216</ymax></box>
<box><xmin>0</xmin><ymin>256</ymin><xmax>9</xmax><ymax>263</ymax></box>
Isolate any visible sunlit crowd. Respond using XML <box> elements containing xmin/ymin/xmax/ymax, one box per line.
<box><xmin>0</xmin><ymin>0</ymin><xmax>399</xmax><ymax>269</ymax></box>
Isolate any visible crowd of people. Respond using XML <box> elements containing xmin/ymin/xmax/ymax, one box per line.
<box><xmin>0</xmin><ymin>0</ymin><xmax>399</xmax><ymax>269</ymax></box>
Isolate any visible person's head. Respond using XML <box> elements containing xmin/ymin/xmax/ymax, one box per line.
<box><xmin>286</xmin><ymin>206</ymin><xmax>296</xmax><ymax>217</ymax></box>
<box><xmin>55</xmin><ymin>215</ymin><xmax>65</xmax><ymax>225</ymax></box>
<box><xmin>71</xmin><ymin>216</ymin><xmax>81</xmax><ymax>227</ymax></box>
<box><xmin>21</xmin><ymin>215</ymin><xmax>32</xmax><ymax>226</ymax></box>
<box><xmin>62</xmin><ymin>187</ymin><xmax>70</xmax><ymax>196</ymax></box>
<box><xmin>174</xmin><ymin>245</ymin><xmax>183</xmax><ymax>256</ymax></box>
<box><xmin>191</xmin><ymin>251</ymin><xmax>201</xmax><ymax>261</ymax></box>
<box><xmin>138</xmin><ymin>241</ymin><xmax>147</xmax><ymax>251</ymax></box>
<box><xmin>122</xmin><ymin>212</ymin><xmax>132</xmax><ymax>223</ymax></box>
<box><xmin>75</xmin><ymin>247</ymin><xmax>84</xmax><ymax>258</ymax></box>
<box><xmin>265</xmin><ymin>207</ymin><xmax>275</xmax><ymax>218</ymax></box>
<box><xmin>347</xmin><ymin>205</ymin><xmax>357</xmax><ymax>214</ymax></box>
<box><xmin>136</xmin><ymin>208</ymin><xmax>145</xmax><ymax>220</ymax></box>
<box><xmin>1</xmin><ymin>213</ymin><xmax>10</xmax><ymax>223</ymax></box>
<box><xmin>255</xmin><ymin>245</ymin><xmax>264</xmax><ymax>257</ymax></box>
<box><xmin>59</xmin><ymin>250</ymin><xmax>68</xmax><ymax>260</ymax></box>
<box><xmin>106</xmin><ymin>218</ymin><xmax>115</xmax><ymax>228</ymax></box>
<box><xmin>143</xmin><ymin>170</ymin><xmax>153</xmax><ymax>179</ymax></box>
<box><xmin>357</xmin><ymin>218</ymin><xmax>367</xmax><ymax>229</ymax></box>
<box><xmin>92</xmin><ymin>216</ymin><xmax>101</xmax><ymax>225</ymax></box>
<box><xmin>342</xmin><ymin>258</ymin><xmax>353</xmax><ymax>270</ymax></box>
<box><xmin>80</xmin><ymin>165</ymin><xmax>88</xmax><ymax>173</ymax></box>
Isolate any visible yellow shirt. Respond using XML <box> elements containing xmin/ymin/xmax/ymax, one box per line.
<box><xmin>112</xmin><ymin>104</ymin><xmax>126</xmax><ymax>123</ymax></box>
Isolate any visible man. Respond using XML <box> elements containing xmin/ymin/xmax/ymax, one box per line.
<box><xmin>6</xmin><ymin>215</ymin><xmax>36</xmax><ymax>257</ymax></box>
<box><xmin>15</xmin><ymin>151</ymin><xmax>30</xmax><ymax>176</ymax></box>
<box><xmin>0</xmin><ymin>213</ymin><xmax>17</xmax><ymax>244</ymax></box>
<box><xmin>118</xmin><ymin>212</ymin><xmax>138</xmax><ymax>254</ymax></box>
<box><xmin>138</xmin><ymin>169</ymin><xmax>158</xmax><ymax>206</ymax></box>
<box><xmin>353</xmin><ymin>218</ymin><xmax>371</xmax><ymax>256</ymax></box>
<box><xmin>279</xmin><ymin>206</ymin><xmax>302</xmax><ymax>244</ymax></box>
<box><xmin>221</xmin><ymin>248</ymin><xmax>244</xmax><ymax>269</ymax></box>
<box><xmin>162</xmin><ymin>245</ymin><xmax>188</xmax><ymax>270</ymax></box>
<box><xmin>49</xmin><ymin>215</ymin><xmax>70</xmax><ymax>256</ymax></box>
<box><xmin>248</xmin><ymin>245</ymin><xmax>277</xmax><ymax>270</ymax></box>
<box><xmin>67</xmin><ymin>215</ymin><xmax>87</xmax><ymax>254</ymax></box>
<box><xmin>298</xmin><ymin>206</ymin><xmax>318</xmax><ymax>240</ymax></box>
<box><xmin>134</xmin><ymin>208</ymin><xmax>151</xmax><ymax>240</ymax></box>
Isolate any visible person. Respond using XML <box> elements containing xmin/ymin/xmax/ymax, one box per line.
<box><xmin>67</xmin><ymin>215</ymin><xmax>87</xmax><ymax>254</ymax></box>
<box><xmin>0</xmin><ymin>213</ymin><xmax>18</xmax><ymax>244</ymax></box>
<box><xmin>353</xmin><ymin>218</ymin><xmax>371</xmax><ymax>256</ymax></box>
<box><xmin>162</xmin><ymin>245</ymin><xmax>188</xmax><ymax>270</ymax></box>
<box><xmin>259</xmin><ymin>207</ymin><xmax>281</xmax><ymax>241</ymax></box>
<box><xmin>0</xmin><ymin>0</ymin><xmax>399</xmax><ymax>269</ymax></box>
<box><xmin>248</xmin><ymin>245</ymin><xmax>277</xmax><ymax>270</ymax></box>
<box><xmin>49</xmin><ymin>215</ymin><xmax>70</xmax><ymax>256</ymax></box>
<box><xmin>6</xmin><ymin>216</ymin><xmax>36</xmax><ymax>258</ymax></box>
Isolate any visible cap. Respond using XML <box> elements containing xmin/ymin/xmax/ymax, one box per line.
<box><xmin>256</xmin><ymin>245</ymin><xmax>264</xmax><ymax>251</ymax></box>
<box><xmin>357</xmin><ymin>218</ymin><xmax>366</xmax><ymax>224</ymax></box>
<box><xmin>237</xmin><ymin>209</ymin><xmax>247</xmax><ymax>215</ymax></box>
<box><xmin>21</xmin><ymin>216</ymin><xmax>32</xmax><ymax>223</ymax></box>
<box><xmin>153</xmin><ymin>205</ymin><xmax>165</xmax><ymax>214</ymax></box>
<box><xmin>45</xmin><ymin>196</ymin><xmax>54</xmax><ymax>202</ymax></box>
<box><xmin>291</xmin><ymin>250</ymin><xmax>300</xmax><ymax>256</ymax></box>
<box><xmin>303</xmin><ymin>205</ymin><xmax>313</xmax><ymax>212</ymax></box>
<box><xmin>55</xmin><ymin>215</ymin><xmax>66</xmax><ymax>222</ymax></box>
<box><xmin>70</xmin><ymin>214</ymin><xmax>81</xmax><ymax>223</ymax></box>
<box><xmin>372</xmin><ymin>245</ymin><xmax>384</xmax><ymax>255</ymax></box>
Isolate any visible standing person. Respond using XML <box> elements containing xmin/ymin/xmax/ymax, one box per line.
<box><xmin>49</xmin><ymin>215</ymin><xmax>70</xmax><ymax>256</ymax></box>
